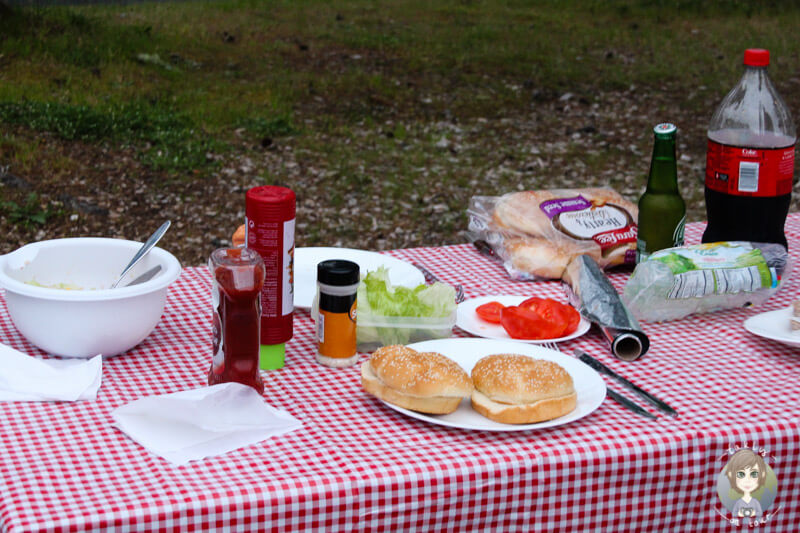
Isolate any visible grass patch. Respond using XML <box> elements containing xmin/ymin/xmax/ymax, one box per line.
<box><xmin>0</xmin><ymin>7</ymin><xmax>156</xmax><ymax>70</ymax></box>
<box><xmin>3</xmin><ymin>0</ymin><xmax>800</xmax><ymax>171</ymax></box>
<box><xmin>4</xmin><ymin>1</ymin><xmax>800</xmax><ymax>126</ymax></box>
<box><xmin>238</xmin><ymin>115</ymin><xmax>299</xmax><ymax>139</ymax></box>
<box><xmin>0</xmin><ymin>101</ymin><xmax>178</xmax><ymax>142</ymax></box>
<box><xmin>0</xmin><ymin>101</ymin><xmax>220</xmax><ymax>172</ymax></box>
<box><xmin>1</xmin><ymin>193</ymin><xmax>58</xmax><ymax>228</ymax></box>
<box><xmin>3</xmin><ymin>1</ymin><xmax>800</xmax><ymax>124</ymax></box>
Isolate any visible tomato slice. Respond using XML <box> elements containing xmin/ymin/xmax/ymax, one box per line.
<box><xmin>475</xmin><ymin>301</ymin><xmax>505</xmax><ymax>324</ymax></box>
<box><xmin>499</xmin><ymin>305</ymin><xmax>563</xmax><ymax>340</ymax></box>
<box><xmin>561</xmin><ymin>304</ymin><xmax>581</xmax><ymax>335</ymax></box>
<box><xmin>517</xmin><ymin>297</ymin><xmax>582</xmax><ymax>337</ymax></box>
<box><xmin>519</xmin><ymin>297</ymin><xmax>569</xmax><ymax>338</ymax></box>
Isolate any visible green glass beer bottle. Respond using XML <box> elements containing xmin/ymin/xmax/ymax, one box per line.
<box><xmin>636</xmin><ymin>123</ymin><xmax>686</xmax><ymax>262</ymax></box>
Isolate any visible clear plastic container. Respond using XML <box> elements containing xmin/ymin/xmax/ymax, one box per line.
<box><xmin>355</xmin><ymin>311</ymin><xmax>457</xmax><ymax>352</ymax></box>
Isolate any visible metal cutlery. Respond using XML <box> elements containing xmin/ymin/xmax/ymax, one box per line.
<box><xmin>124</xmin><ymin>265</ymin><xmax>162</xmax><ymax>287</ymax></box>
<box><xmin>412</xmin><ymin>263</ymin><xmax>465</xmax><ymax>303</ymax></box>
<box><xmin>605</xmin><ymin>389</ymin><xmax>658</xmax><ymax>420</ymax></box>
<box><xmin>112</xmin><ymin>221</ymin><xmax>171</xmax><ymax>288</ymax></box>
<box><xmin>574</xmin><ymin>348</ymin><xmax>679</xmax><ymax>418</ymax></box>
<box><xmin>545</xmin><ymin>342</ymin><xmax>656</xmax><ymax>420</ymax></box>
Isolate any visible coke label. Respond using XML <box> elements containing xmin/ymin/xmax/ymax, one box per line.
<box><xmin>705</xmin><ymin>140</ymin><xmax>794</xmax><ymax>197</ymax></box>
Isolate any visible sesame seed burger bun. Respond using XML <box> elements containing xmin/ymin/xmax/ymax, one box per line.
<box><xmin>361</xmin><ymin>345</ymin><xmax>473</xmax><ymax>415</ymax></box>
<box><xmin>471</xmin><ymin>354</ymin><xmax>576</xmax><ymax>424</ymax></box>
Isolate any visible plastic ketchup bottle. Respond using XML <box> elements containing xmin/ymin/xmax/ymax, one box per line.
<box><xmin>245</xmin><ymin>185</ymin><xmax>296</xmax><ymax>369</ymax></box>
<box><xmin>208</xmin><ymin>247</ymin><xmax>266</xmax><ymax>394</ymax></box>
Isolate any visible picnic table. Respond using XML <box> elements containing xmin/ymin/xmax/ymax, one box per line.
<box><xmin>1</xmin><ymin>216</ymin><xmax>799</xmax><ymax>532</ymax></box>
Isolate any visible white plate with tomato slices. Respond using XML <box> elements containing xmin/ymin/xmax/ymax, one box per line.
<box><xmin>456</xmin><ymin>294</ymin><xmax>591</xmax><ymax>344</ymax></box>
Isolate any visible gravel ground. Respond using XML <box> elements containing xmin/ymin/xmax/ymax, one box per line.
<box><xmin>2</xmin><ymin>85</ymin><xmax>794</xmax><ymax>267</ymax></box>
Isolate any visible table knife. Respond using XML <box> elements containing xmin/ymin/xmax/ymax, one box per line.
<box><xmin>605</xmin><ymin>388</ymin><xmax>658</xmax><ymax>420</ymax></box>
<box><xmin>575</xmin><ymin>349</ymin><xmax>679</xmax><ymax>417</ymax></box>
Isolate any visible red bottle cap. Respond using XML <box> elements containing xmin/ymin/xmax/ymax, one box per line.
<box><xmin>246</xmin><ymin>185</ymin><xmax>296</xmax><ymax>221</ymax></box>
<box><xmin>744</xmin><ymin>49</ymin><xmax>769</xmax><ymax>67</ymax></box>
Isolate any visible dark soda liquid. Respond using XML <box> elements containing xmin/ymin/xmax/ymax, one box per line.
<box><xmin>703</xmin><ymin>130</ymin><xmax>794</xmax><ymax>249</ymax></box>
<box><xmin>702</xmin><ymin>187</ymin><xmax>790</xmax><ymax>248</ymax></box>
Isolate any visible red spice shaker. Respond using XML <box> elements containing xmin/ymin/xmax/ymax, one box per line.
<box><xmin>245</xmin><ymin>185</ymin><xmax>296</xmax><ymax>369</ymax></box>
<box><xmin>208</xmin><ymin>247</ymin><xmax>265</xmax><ymax>394</ymax></box>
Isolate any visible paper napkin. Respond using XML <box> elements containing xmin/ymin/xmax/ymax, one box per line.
<box><xmin>111</xmin><ymin>382</ymin><xmax>302</xmax><ymax>465</ymax></box>
<box><xmin>0</xmin><ymin>343</ymin><xmax>102</xmax><ymax>401</ymax></box>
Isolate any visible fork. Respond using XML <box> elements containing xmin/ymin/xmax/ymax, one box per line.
<box><xmin>412</xmin><ymin>263</ymin><xmax>465</xmax><ymax>303</ymax></box>
<box><xmin>543</xmin><ymin>341</ymin><xmax>560</xmax><ymax>352</ymax></box>
<box><xmin>454</xmin><ymin>284</ymin><xmax>465</xmax><ymax>304</ymax></box>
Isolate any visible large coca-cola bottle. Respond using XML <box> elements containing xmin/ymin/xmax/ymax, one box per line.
<box><xmin>703</xmin><ymin>48</ymin><xmax>796</xmax><ymax>248</ymax></box>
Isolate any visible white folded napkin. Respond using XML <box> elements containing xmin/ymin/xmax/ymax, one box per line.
<box><xmin>0</xmin><ymin>343</ymin><xmax>102</xmax><ymax>401</ymax></box>
<box><xmin>111</xmin><ymin>382</ymin><xmax>302</xmax><ymax>465</ymax></box>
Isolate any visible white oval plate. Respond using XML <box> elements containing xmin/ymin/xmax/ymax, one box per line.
<box><xmin>743</xmin><ymin>306</ymin><xmax>800</xmax><ymax>348</ymax></box>
<box><xmin>293</xmin><ymin>247</ymin><xmax>425</xmax><ymax>309</ymax></box>
<box><xmin>375</xmin><ymin>338</ymin><xmax>606</xmax><ymax>431</ymax></box>
<box><xmin>456</xmin><ymin>295</ymin><xmax>590</xmax><ymax>343</ymax></box>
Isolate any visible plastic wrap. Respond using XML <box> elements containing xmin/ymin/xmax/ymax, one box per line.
<box><xmin>623</xmin><ymin>242</ymin><xmax>791</xmax><ymax>322</ymax></box>
<box><xmin>468</xmin><ymin>188</ymin><xmax>638</xmax><ymax>280</ymax></box>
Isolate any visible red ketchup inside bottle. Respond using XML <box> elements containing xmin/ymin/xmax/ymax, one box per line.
<box><xmin>208</xmin><ymin>247</ymin><xmax>266</xmax><ymax>394</ymax></box>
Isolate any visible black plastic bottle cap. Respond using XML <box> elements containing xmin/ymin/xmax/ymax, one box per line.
<box><xmin>317</xmin><ymin>260</ymin><xmax>360</xmax><ymax>286</ymax></box>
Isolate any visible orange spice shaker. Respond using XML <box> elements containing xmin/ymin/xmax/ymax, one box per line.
<box><xmin>315</xmin><ymin>260</ymin><xmax>359</xmax><ymax>368</ymax></box>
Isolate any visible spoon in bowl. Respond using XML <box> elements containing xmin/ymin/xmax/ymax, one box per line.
<box><xmin>111</xmin><ymin>221</ymin><xmax>171</xmax><ymax>288</ymax></box>
<box><xmin>124</xmin><ymin>265</ymin><xmax>162</xmax><ymax>287</ymax></box>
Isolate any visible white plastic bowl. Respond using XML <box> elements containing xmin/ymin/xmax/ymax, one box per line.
<box><xmin>0</xmin><ymin>238</ymin><xmax>181</xmax><ymax>358</ymax></box>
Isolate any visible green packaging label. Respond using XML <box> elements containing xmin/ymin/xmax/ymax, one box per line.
<box><xmin>648</xmin><ymin>242</ymin><xmax>776</xmax><ymax>299</ymax></box>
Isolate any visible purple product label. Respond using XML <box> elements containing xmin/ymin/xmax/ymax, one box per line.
<box><xmin>539</xmin><ymin>195</ymin><xmax>593</xmax><ymax>219</ymax></box>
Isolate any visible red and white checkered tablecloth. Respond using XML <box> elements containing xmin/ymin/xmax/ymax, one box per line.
<box><xmin>2</xmin><ymin>216</ymin><xmax>800</xmax><ymax>532</ymax></box>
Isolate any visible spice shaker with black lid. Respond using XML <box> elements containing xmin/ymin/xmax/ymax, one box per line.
<box><xmin>315</xmin><ymin>260</ymin><xmax>359</xmax><ymax>368</ymax></box>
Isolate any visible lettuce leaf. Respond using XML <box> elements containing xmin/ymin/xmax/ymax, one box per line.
<box><xmin>357</xmin><ymin>266</ymin><xmax>456</xmax><ymax>318</ymax></box>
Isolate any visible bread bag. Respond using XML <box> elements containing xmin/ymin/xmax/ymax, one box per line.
<box><xmin>468</xmin><ymin>188</ymin><xmax>638</xmax><ymax>280</ymax></box>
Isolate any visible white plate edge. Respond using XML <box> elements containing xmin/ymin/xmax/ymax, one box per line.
<box><xmin>374</xmin><ymin>337</ymin><xmax>607</xmax><ymax>431</ymax></box>
<box><xmin>455</xmin><ymin>294</ymin><xmax>590</xmax><ymax>344</ymax></box>
<box><xmin>294</xmin><ymin>247</ymin><xmax>425</xmax><ymax>309</ymax></box>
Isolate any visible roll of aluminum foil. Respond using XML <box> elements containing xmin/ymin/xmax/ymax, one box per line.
<box><xmin>564</xmin><ymin>254</ymin><xmax>649</xmax><ymax>361</ymax></box>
